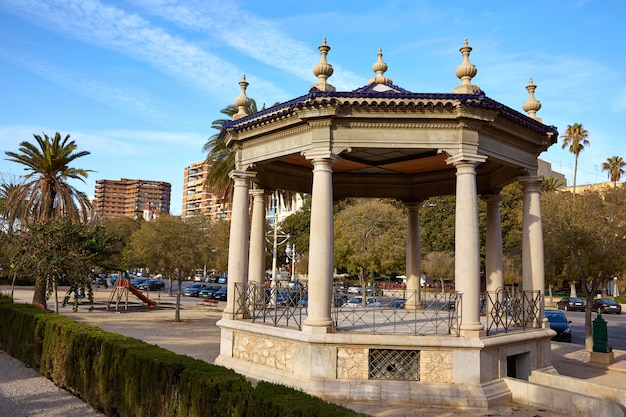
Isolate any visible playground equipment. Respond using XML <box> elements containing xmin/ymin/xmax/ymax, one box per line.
<box><xmin>107</xmin><ymin>276</ymin><xmax>157</xmax><ymax>310</ymax></box>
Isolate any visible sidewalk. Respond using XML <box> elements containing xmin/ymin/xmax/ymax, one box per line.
<box><xmin>2</xmin><ymin>286</ymin><xmax>626</xmax><ymax>416</ymax></box>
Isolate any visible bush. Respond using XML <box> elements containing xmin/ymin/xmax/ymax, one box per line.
<box><xmin>0</xmin><ymin>296</ymin><xmax>365</xmax><ymax>417</ymax></box>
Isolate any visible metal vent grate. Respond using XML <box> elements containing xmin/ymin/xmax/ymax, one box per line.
<box><xmin>369</xmin><ymin>349</ymin><xmax>420</xmax><ymax>380</ymax></box>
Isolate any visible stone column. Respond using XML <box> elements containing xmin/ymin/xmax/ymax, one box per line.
<box><xmin>483</xmin><ymin>194</ymin><xmax>504</xmax><ymax>311</ymax></box>
<box><xmin>404</xmin><ymin>202</ymin><xmax>423</xmax><ymax>310</ymax></box>
<box><xmin>447</xmin><ymin>154</ymin><xmax>486</xmax><ymax>335</ymax></box>
<box><xmin>303</xmin><ymin>154</ymin><xmax>335</xmax><ymax>332</ymax></box>
<box><xmin>224</xmin><ymin>170</ymin><xmax>255</xmax><ymax>319</ymax></box>
<box><xmin>248</xmin><ymin>188</ymin><xmax>267</xmax><ymax>303</ymax></box>
<box><xmin>519</xmin><ymin>176</ymin><xmax>545</xmax><ymax>324</ymax></box>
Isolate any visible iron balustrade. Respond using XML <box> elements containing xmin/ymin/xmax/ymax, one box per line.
<box><xmin>483</xmin><ymin>287</ymin><xmax>542</xmax><ymax>335</ymax></box>
<box><xmin>230</xmin><ymin>283</ymin><xmax>542</xmax><ymax>337</ymax></box>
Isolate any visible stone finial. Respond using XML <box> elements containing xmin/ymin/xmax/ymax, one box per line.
<box><xmin>453</xmin><ymin>39</ymin><xmax>480</xmax><ymax>94</ymax></box>
<box><xmin>367</xmin><ymin>47</ymin><xmax>393</xmax><ymax>85</ymax></box>
<box><xmin>233</xmin><ymin>75</ymin><xmax>252</xmax><ymax>120</ymax></box>
<box><xmin>311</xmin><ymin>38</ymin><xmax>335</xmax><ymax>92</ymax></box>
<box><xmin>522</xmin><ymin>78</ymin><xmax>542</xmax><ymax>122</ymax></box>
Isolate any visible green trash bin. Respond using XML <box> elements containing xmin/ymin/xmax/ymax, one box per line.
<box><xmin>593</xmin><ymin>314</ymin><xmax>612</xmax><ymax>353</ymax></box>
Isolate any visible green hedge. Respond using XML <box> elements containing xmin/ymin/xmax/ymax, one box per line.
<box><xmin>0</xmin><ymin>296</ymin><xmax>366</xmax><ymax>417</ymax></box>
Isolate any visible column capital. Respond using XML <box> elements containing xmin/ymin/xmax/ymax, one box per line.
<box><xmin>518</xmin><ymin>175</ymin><xmax>543</xmax><ymax>193</ymax></box>
<box><xmin>229</xmin><ymin>170</ymin><xmax>256</xmax><ymax>182</ymax></box>
<box><xmin>302</xmin><ymin>150</ymin><xmax>339</xmax><ymax>164</ymax></box>
<box><xmin>445</xmin><ymin>153</ymin><xmax>487</xmax><ymax>167</ymax></box>
<box><xmin>481</xmin><ymin>193</ymin><xmax>504</xmax><ymax>204</ymax></box>
<box><xmin>249</xmin><ymin>188</ymin><xmax>268</xmax><ymax>199</ymax></box>
<box><xmin>404</xmin><ymin>201</ymin><xmax>422</xmax><ymax>210</ymax></box>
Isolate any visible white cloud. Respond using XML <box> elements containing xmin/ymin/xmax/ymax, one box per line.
<box><xmin>126</xmin><ymin>0</ymin><xmax>364</xmax><ymax>90</ymax></box>
<box><xmin>0</xmin><ymin>0</ymin><xmax>290</xmax><ymax>102</ymax></box>
<box><xmin>0</xmin><ymin>50</ymin><xmax>178</xmax><ymax>125</ymax></box>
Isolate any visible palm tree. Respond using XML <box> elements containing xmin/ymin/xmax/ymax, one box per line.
<box><xmin>202</xmin><ymin>100</ymin><xmax>297</xmax><ymax>211</ymax></box>
<box><xmin>601</xmin><ymin>156</ymin><xmax>625</xmax><ymax>188</ymax></box>
<box><xmin>0</xmin><ymin>179</ymin><xmax>24</xmax><ymax>234</ymax></box>
<box><xmin>202</xmin><ymin>103</ymin><xmax>246</xmax><ymax>203</ymax></box>
<box><xmin>541</xmin><ymin>176</ymin><xmax>566</xmax><ymax>192</ymax></box>
<box><xmin>560</xmin><ymin>123</ymin><xmax>590</xmax><ymax>195</ymax></box>
<box><xmin>4</xmin><ymin>132</ymin><xmax>92</xmax><ymax>308</ymax></box>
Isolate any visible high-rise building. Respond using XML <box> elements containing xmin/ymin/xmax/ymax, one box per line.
<box><xmin>182</xmin><ymin>160</ymin><xmax>305</xmax><ymax>222</ymax></box>
<box><xmin>94</xmin><ymin>178</ymin><xmax>171</xmax><ymax>220</ymax></box>
<box><xmin>182</xmin><ymin>160</ymin><xmax>231</xmax><ymax>221</ymax></box>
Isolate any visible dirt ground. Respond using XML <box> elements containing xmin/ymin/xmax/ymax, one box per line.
<box><xmin>1</xmin><ymin>286</ymin><xmax>596</xmax><ymax>417</ymax></box>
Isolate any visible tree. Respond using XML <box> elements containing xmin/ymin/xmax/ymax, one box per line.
<box><xmin>560</xmin><ymin>123</ymin><xmax>590</xmax><ymax>195</ymax></box>
<box><xmin>541</xmin><ymin>176</ymin><xmax>566</xmax><ymax>192</ymax></box>
<box><xmin>10</xmin><ymin>221</ymin><xmax>115</xmax><ymax>312</ymax></box>
<box><xmin>419</xmin><ymin>196</ymin><xmax>456</xmax><ymax>253</ymax></box>
<box><xmin>421</xmin><ymin>251</ymin><xmax>455</xmax><ymax>289</ymax></box>
<box><xmin>203</xmin><ymin>101</ymin><xmax>259</xmax><ymax>203</ymax></box>
<box><xmin>542</xmin><ymin>187</ymin><xmax>626</xmax><ymax>350</ymax></box>
<box><xmin>202</xmin><ymin>100</ymin><xmax>296</xmax><ymax>210</ymax></box>
<box><xmin>334</xmin><ymin>199</ymin><xmax>406</xmax><ymax>302</ymax></box>
<box><xmin>101</xmin><ymin>216</ymin><xmax>142</xmax><ymax>274</ymax></box>
<box><xmin>602</xmin><ymin>156</ymin><xmax>625</xmax><ymax>188</ymax></box>
<box><xmin>4</xmin><ymin>132</ymin><xmax>92</xmax><ymax>308</ymax></box>
<box><xmin>129</xmin><ymin>215</ymin><xmax>209</xmax><ymax>322</ymax></box>
<box><xmin>280</xmin><ymin>195</ymin><xmax>312</xmax><ymax>277</ymax></box>
<box><xmin>0</xmin><ymin>177</ymin><xmax>25</xmax><ymax>235</ymax></box>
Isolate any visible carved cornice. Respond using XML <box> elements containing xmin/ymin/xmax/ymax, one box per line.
<box><xmin>334</xmin><ymin>121</ymin><xmax>461</xmax><ymax>130</ymax></box>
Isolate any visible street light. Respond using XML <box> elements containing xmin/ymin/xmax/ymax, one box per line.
<box><xmin>266</xmin><ymin>212</ymin><xmax>289</xmax><ymax>288</ymax></box>
<box><xmin>285</xmin><ymin>243</ymin><xmax>297</xmax><ymax>282</ymax></box>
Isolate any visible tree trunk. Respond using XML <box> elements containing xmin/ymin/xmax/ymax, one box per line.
<box><xmin>174</xmin><ymin>276</ymin><xmax>181</xmax><ymax>322</ymax></box>
<box><xmin>32</xmin><ymin>275</ymin><xmax>48</xmax><ymax>310</ymax></box>
<box><xmin>569</xmin><ymin>281</ymin><xmax>577</xmax><ymax>298</ymax></box>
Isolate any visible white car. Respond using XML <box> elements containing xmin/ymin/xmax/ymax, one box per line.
<box><xmin>347</xmin><ymin>286</ymin><xmax>362</xmax><ymax>294</ymax></box>
<box><xmin>343</xmin><ymin>296</ymin><xmax>381</xmax><ymax>308</ymax></box>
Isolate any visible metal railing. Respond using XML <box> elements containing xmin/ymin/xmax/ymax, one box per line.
<box><xmin>230</xmin><ymin>283</ymin><xmax>543</xmax><ymax>337</ymax></box>
<box><xmin>231</xmin><ymin>283</ymin><xmax>462</xmax><ymax>335</ymax></box>
<box><xmin>483</xmin><ymin>287</ymin><xmax>542</xmax><ymax>335</ymax></box>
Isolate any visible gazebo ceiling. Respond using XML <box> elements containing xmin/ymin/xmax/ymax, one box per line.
<box><xmin>220</xmin><ymin>39</ymin><xmax>558</xmax><ymax>202</ymax></box>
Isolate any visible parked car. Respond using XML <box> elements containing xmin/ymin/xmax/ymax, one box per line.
<box><xmin>347</xmin><ymin>286</ymin><xmax>362</xmax><ymax>294</ymax></box>
<box><xmin>343</xmin><ymin>296</ymin><xmax>381</xmax><ymax>308</ymax></box>
<box><xmin>276</xmin><ymin>290</ymin><xmax>301</xmax><ymax>306</ymax></box>
<box><xmin>183</xmin><ymin>283</ymin><xmax>207</xmax><ymax>297</ymax></box>
<box><xmin>592</xmin><ymin>298</ymin><xmax>622</xmax><ymax>315</ymax></box>
<box><xmin>389</xmin><ymin>299</ymin><xmax>406</xmax><ymax>309</ymax></box>
<box><xmin>199</xmin><ymin>285</ymin><xmax>222</xmax><ymax>299</ymax></box>
<box><xmin>130</xmin><ymin>278</ymin><xmax>147</xmax><ymax>288</ymax></box>
<box><xmin>545</xmin><ymin>309</ymin><xmax>572</xmax><ymax>342</ymax></box>
<box><xmin>137</xmin><ymin>279</ymin><xmax>165</xmax><ymax>291</ymax></box>
<box><xmin>333</xmin><ymin>293</ymin><xmax>348</xmax><ymax>307</ymax></box>
<box><xmin>556</xmin><ymin>297</ymin><xmax>586</xmax><ymax>312</ymax></box>
<box><xmin>366</xmin><ymin>286</ymin><xmax>383</xmax><ymax>296</ymax></box>
<box><xmin>217</xmin><ymin>276</ymin><xmax>228</xmax><ymax>284</ymax></box>
<box><xmin>213</xmin><ymin>286</ymin><xmax>228</xmax><ymax>301</ymax></box>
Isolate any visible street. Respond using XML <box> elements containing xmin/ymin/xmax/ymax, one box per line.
<box><xmin>558</xmin><ymin>308</ymin><xmax>626</xmax><ymax>349</ymax></box>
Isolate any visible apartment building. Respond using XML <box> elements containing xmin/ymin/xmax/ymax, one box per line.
<box><xmin>94</xmin><ymin>178</ymin><xmax>171</xmax><ymax>220</ymax></box>
<box><xmin>182</xmin><ymin>160</ymin><xmax>231</xmax><ymax>221</ymax></box>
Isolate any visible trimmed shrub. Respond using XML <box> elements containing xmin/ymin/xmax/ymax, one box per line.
<box><xmin>0</xmin><ymin>296</ymin><xmax>365</xmax><ymax>417</ymax></box>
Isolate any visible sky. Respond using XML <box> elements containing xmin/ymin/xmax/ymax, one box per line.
<box><xmin>1</xmin><ymin>0</ymin><xmax>624</xmax><ymax>215</ymax></box>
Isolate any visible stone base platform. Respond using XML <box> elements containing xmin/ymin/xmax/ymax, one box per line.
<box><xmin>215</xmin><ymin>318</ymin><xmax>555</xmax><ymax>410</ymax></box>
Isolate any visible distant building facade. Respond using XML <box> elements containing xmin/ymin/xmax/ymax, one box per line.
<box><xmin>94</xmin><ymin>178</ymin><xmax>171</xmax><ymax>220</ymax></box>
<box><xmin>182</xmin><ymin>160</ymin><xmax>305</xmax><ymax>222</ymax></box>
<box><xmin>537</xmin><ymin>159</ymin><xmax>566</xmax><ymax>185</ymax></box>
<box><xmin>182</xmin><ymin>160</ymin><xmax>231</xmax><ymax>221</ymax></box>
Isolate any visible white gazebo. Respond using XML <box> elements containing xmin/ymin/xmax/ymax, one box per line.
<box><xmin>215</xmin><ymin>38</ymin><xmax>558</xmax><ymax>410</ymax></box>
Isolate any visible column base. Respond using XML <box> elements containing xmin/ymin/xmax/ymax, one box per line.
<box><xmin>302</xmin><ymin>321</ymin><xmax>333</xmax><ymax>334</ymax></box>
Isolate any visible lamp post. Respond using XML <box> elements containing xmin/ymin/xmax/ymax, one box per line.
<box><xmin>266</xmin><ymin>212</ymin><xmax>289</xmax><ymax>303</ymax></box>
<box><xmin>286</xmin><ymin>243</ymin><xmax>297</xmax><ymax>282</ymax></box>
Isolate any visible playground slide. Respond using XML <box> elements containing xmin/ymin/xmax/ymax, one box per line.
<box><xmin>128</xmin><ymin>285</ymin><xmax>157</xmax><ymax>307</ymax></box>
